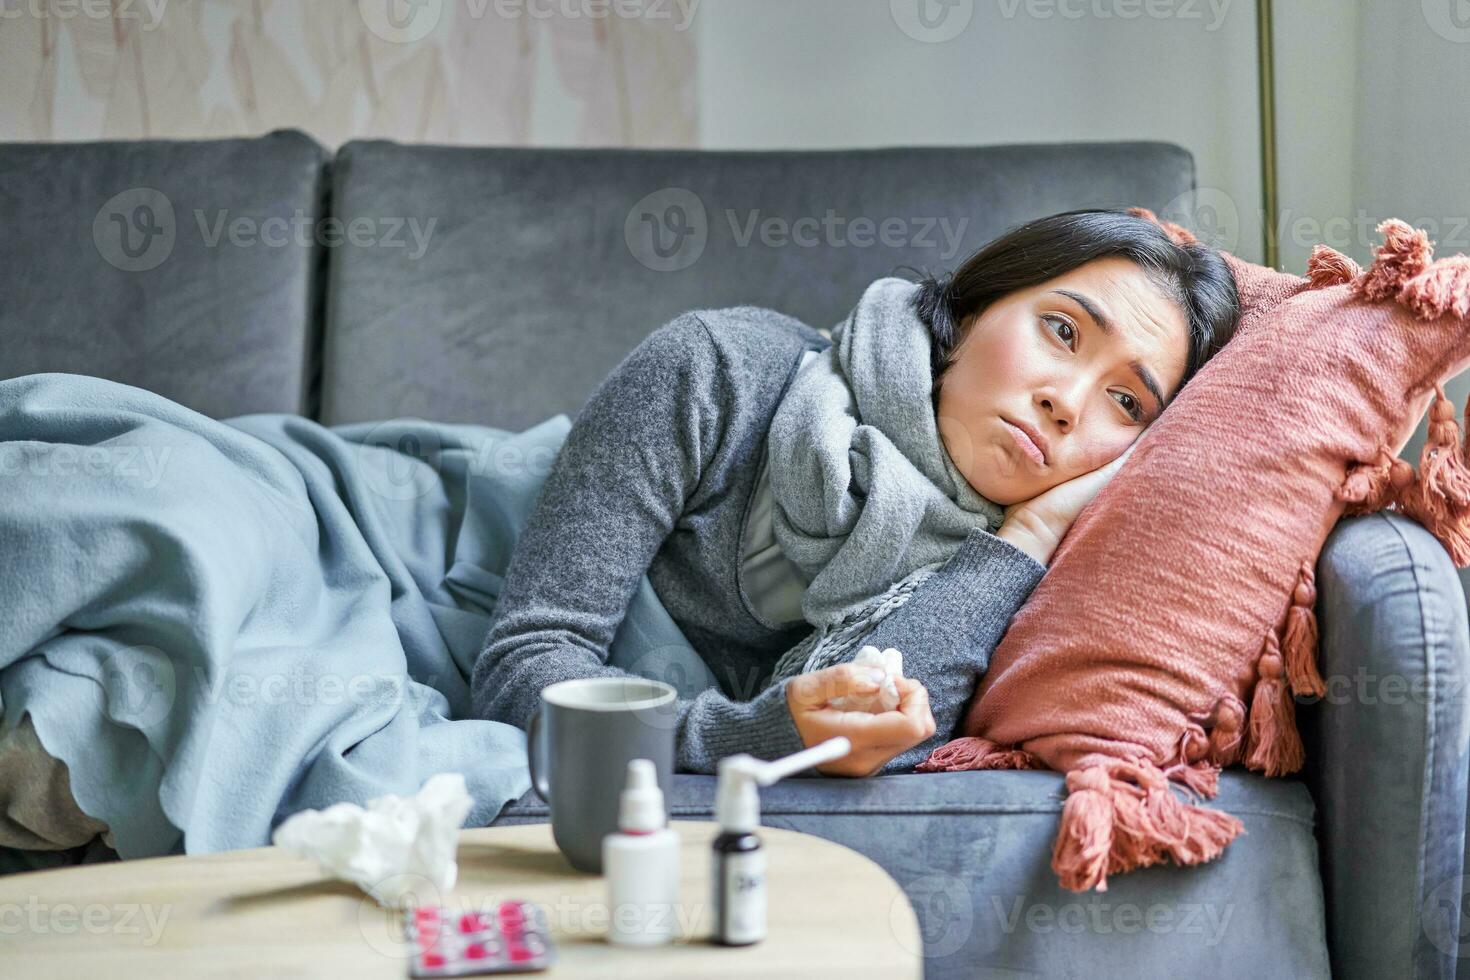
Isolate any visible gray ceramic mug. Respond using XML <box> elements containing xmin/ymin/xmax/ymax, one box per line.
<box><xmin>527</xmin><ymin>676</ymin><xmax>677</xmax><ymax>873</ymax></box>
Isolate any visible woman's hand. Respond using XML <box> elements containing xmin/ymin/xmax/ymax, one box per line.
<box><xmin>783</xmin><ymin>663</ymin><xmax>936</xmax><ymax>777</ymax></box>
<box><xmin>995</xmin><ymin>440</ymin><xmax>1140</xmax><ymax>566</ymax></box>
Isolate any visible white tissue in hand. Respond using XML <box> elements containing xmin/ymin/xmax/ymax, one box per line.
<box><xmin>829</xmin><ymin>645</ymin><xmax>905</xmax><ymax>713</ymax></box>
<box><xmin>271</xmin><ymin>772</ymin><xmax>473</xmax><ymax>909</ymax></box>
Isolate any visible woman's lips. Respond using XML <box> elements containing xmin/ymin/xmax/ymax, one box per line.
<box><xmin>1002</xmin><ymin>418</ymin><xmax>1046</xmax><ymax>465</ymax></box>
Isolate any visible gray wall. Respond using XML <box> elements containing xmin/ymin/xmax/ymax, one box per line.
<box><xmin>698</xmin><ymin>0</ymin><xmax>1266</xmax><ymax>263</ymax></box>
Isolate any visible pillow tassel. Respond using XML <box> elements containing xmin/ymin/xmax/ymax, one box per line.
<box><xmin>1281</xmin><ymin>560</ymin><xmax>1326</xmax><ymax>699</ymax></box>
<box><xmin>914</xmin><ymin>735</ymin><xmax>1039</xmax><ymax>772</ymax></box>
<box><xmin>1164</xmin><ymin>757</ymin><xmax>1221</xmax><ymax>800</ymax></box>
<box><xmin>1402</xmin><ymin>496</ymin><xmax>1470</xmax><ymax>566</ymax></box>
<box><xmin>1203</xmin><ymin>694</ymin><xmax>1246</xmax><ymax>768</ymax></box>
<box><xmin>1352</xmin><ymin>218</ymin><xmax>1434</xmax><ymax>303</ymax></box>
<box><xmin>1396</xmin><ymin>253</ymin><xmax>1470</xmax><ymax>320</ymax></box>
<box><xmin>1053</xmin><ymin>766</ymin><xmax>1117</xmax><ymax>891</ymax></box>
<box><xmin>1052</xmin><ymin>758</ymin><xmax>1244</xmax><ymax>893</ymax></box>
<box><xmin>1135</xmin><ymin>771</ymin><xmax>1241</xmax><ymax>867</ymax></box>
<box><xmin>1417</xmin><ymin>384</ymin><xmax>1470</xmax><ymax>513</ymax></box>
<box><xmin>1305</xmin><ymin>243</ymin><xmax>1362</xmax><ymax>288</ymax></box>
<box><xmin>1336</xmin><ymin>445</ymin><xmax>1415</xmax><ymax>516</ymax></box>
<box><xmin>1243</xmin><ymin>632</ymin><xmax>1305</xmax><ymax>777</ymax></box>
<box><xmin>1397</xmin><ymin>385</ymin><xmax>1470</xmax><ymax>566</ymax></box>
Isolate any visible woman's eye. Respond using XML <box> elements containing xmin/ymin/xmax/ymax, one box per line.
<box><xmin>1112</xmin><ymin>390</ymin><xmax>1143</xmax><ymax>421</ymax></box>
<box><xmin>1042</xmin><ymin>314</ymin><xmax>1141</xmax><ymax>422</ymax></box>
<box><xmin>1043</xmin><ymin>314</ymin><xmax>1075</xmax><ymax>348</ymax></box>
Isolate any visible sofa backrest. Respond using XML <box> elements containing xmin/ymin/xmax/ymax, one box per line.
<box><xmin>0</xmin><ymin>133</ymin><xmax>1195</xmax><ymax>428</ymax></box>
<box><xmin>0</xmin><ymin>130</ymin><xmax>327</xmax><ymax>419</ymax></box>
<box><xmin>320</xmin><ymin>140</ymin><xmax>1195</xmax><ymax>430</ymax></box>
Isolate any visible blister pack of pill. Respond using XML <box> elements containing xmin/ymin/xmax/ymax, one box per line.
<box><xmin>404</xmin><ymin>901</ymin><xmax>555</xmax><ymax>976</ymax></box>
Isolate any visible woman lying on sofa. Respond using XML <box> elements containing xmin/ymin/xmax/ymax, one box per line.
<box><xmin>471</xmin><ymin>207</ymin><xmax>1241</xmax><ymax>779</ymax></box>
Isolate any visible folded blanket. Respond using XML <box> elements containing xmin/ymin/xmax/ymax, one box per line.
<box><xmin>765</xmin><ymin>276</ymin><xmax>1007</xmax><ymax>627</ymax></box>
<box><xmin>0</xmin><ymin>373</ymin><xmax>707</xmax><ymax>861</ymax></box>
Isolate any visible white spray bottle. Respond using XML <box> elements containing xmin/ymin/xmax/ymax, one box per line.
<box><xmin>604</xmin><ymin>758</ymin><xmax>679</xmax><ymax>946</ymax></box>
<box><xmin>711</xmin><ymin>736</ymin><xmax>852</xmax><ymax>946</ymax></box>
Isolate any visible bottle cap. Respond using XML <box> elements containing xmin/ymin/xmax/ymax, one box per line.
<box><xmin>714</xmin><ymin>738</ymin><xmax>852</xmax><ymax>834</ymax></box>
<box><xmin>715</xmin><ymin>765</ymin><xmax>760</xmax><ymax>833</ymax></box>
<box><xmin>618</xmin><ymin>759</ymin><xmax>665</xmax><ymax>833</ymax></box>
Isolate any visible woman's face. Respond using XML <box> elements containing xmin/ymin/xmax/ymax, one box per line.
<box><xmin>936</xmin><ymin>255</ymin><xmax>1190</xmax><ymax>506</ymax></box>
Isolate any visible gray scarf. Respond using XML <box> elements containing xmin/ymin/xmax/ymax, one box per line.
<box><xmin>765</xmin><ymin>276</ymin><xmax>1007</xmax><ymax>628</ymax></box>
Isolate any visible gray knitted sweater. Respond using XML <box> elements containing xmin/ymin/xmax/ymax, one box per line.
<box><xmin>470</xmin><ymin>304</ymin><xmax>1047</xmax><ymax>776</ymax></box>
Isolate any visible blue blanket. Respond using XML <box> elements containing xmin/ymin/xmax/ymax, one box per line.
<box><xmin>0</xmin><ymin>373</ymin><xmax>715</xmax><ymax>861</ymax></box>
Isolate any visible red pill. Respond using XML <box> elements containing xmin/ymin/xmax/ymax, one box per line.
<box><xmin>459</xmin><ymin>912</ymin><xmax>491</xmax><ymax>934</ymax></box>
<box><xmin>422</xmin><ymin>952</ymin><xmax>446</xmax><ymax>968</ymax></box>
<box><xmin>464</xmin><ymin>943</ymin><xmax>489</xmax><ymax>960</ymax></box>
<box><xmin>507</xmin><ymin>945</ymin><xmax>534</xmax><ymax>962</ymax></box>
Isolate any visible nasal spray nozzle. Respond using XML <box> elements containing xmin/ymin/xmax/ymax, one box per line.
<box><xmin>711</xmin><ymin>736</ymin><xmax>852</xmax><ymax>946</ymax></box>
<box><xmin>715</xmin><ymin>736</ymin><xmax>852</xmax><ymax>834</ymax></box>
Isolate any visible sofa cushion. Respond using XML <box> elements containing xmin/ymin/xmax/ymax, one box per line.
<box><xmin>0</xmin><ymin>129</ymin><xmax>327</xmax><ymax>419</ymax></box>
<box><xmin>1307</xmin><ymin>512</ymin><xmax>1470</xmax><ymax>979</ymax></box>
<box><xmin>488</xmin><ymin>769</ymin><xmax>1327</xmax><ymax>980</ymax></box>
<box><xmin>319</xmin><ymin>140</ymin><xmax>1194</xmax><ymax>429</ymax></box>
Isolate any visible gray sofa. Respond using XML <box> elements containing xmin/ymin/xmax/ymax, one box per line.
<box><xmin>3</xmin><ymin>129</ymin><xmax>1467</xmax><ymax>979</ymax></box>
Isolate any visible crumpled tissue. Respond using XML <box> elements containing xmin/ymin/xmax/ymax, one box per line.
<box><xmin>271</xmin><ymin>771</ymin><xmax>474</xmax><ymax>909</ymax></box>
<box><xmin>828</xmin><ymin>645</ymin><xmax>905</xmax><ymax>712</ymax></box>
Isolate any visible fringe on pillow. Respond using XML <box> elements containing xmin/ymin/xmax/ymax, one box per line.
<box><xmin>1163</xmin><ymin>754</ymin><xmax>1222</xmax><ymax>801</ymax></box>
<box><xmin>914</xmin><ymin>740</ymin><xmax>1244</xmax><ymax>892</ymax></box>
<box><xmin>1203</xmin><ymin>694</ymin><xmax>1246</xmax><ymax>769</ymax></box>
<box><xmin>1352</xmin><ymin>218</ymin><xmax>1433</xmax><ymax>303</ymax></box>
<box><xmin>1243</xmin><ymin>630</ymin><xmax>1305</xmax><ymax>777</ymax></box>
<box><xmin>1281</xmin><ymin>559</ymin><xmax>1326</xmax><ymax>698</ymax></box>
<box><xmin>1306</xmin><ymin>243</ymin><xmax>1362</xmax><ymax>287</ymax></box>
<box><xmin>1345</xmin><ymin>219</ymin><xmax>1470</xmax><ymax>567</ymax></box>
<box><xmin>1414</xmin><ymin>383</ymin><xmax>1470</xmax><ymax>511</ymax></box>
<box><xmin>1337</xmin><ymin>444</ymin><xmax>1415</xmax><ymax>516</ymax></box>
<box><xmin>913</xmin><ymin>736</ymin><xmax>1041</xmax><ymax>772</ymax></box>
<box><xmin>1238</xmin><ymin>555</ymin><xmax>1324</xmax><ymax>778</ymax></box>
<box><xmin>1396</xmin><ymin>384</ymin><xmax>1470</xmax><ymax>566</ymax></box>
<box><xmin>1051</xmin><ymin>756</ymin><xmax>1244</xmax><ymax>893</ymax></box>
<box><xmin>1399</xmin><ymin>252</ymin><xmax>1470</xmax><ymax>320</ymax></box>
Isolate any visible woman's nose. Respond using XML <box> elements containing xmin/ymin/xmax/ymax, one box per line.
<box><xmin>1040</xmin><ymin>396</ymin><xmax>1073</xmax><ymax>432</ymax></box>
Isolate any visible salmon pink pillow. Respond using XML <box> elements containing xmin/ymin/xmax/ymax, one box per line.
<box><xmin>917</xmin><ymin>211</ymin><xmax>1470</xmax><ymax>892</ymax></box>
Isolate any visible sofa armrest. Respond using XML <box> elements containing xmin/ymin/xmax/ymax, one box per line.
<box><xmin>1307</xmin><ymin>511</ymin><xmax>1470</xmax><ymax>980</ymax></box>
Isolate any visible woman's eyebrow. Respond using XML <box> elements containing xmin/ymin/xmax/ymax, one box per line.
<box><xmin>1047</xmin><ymin>288</ymin><xmax>1166</xmax><ymax>418</ymax></box>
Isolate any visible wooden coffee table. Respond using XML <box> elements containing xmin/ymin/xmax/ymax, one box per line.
<box><xmin>0</xmin><ymin>819</ymin><xmax>921</xmax><ymax>978</ymax></box>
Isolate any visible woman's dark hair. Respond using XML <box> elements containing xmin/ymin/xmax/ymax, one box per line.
<box><xmin>904</xmin><ymin>207</ymin><xmax>1240</xmax><ymax>409</ymax></box>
